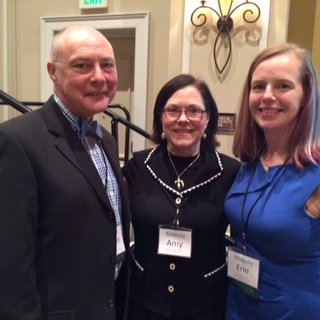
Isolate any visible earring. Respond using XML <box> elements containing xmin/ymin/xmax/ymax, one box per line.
<box><xmin>202</xmin><ymin>133</ymin><xmax>207</xmax><ymax>140</ymax></box>
<box><xmin>161</xmin><ymin>132</ymin><xmax>165</xmax><ymax>139</ymax></box>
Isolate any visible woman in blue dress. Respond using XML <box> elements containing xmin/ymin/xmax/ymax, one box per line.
<box><xmin>225</xmin><ymin>43</ymin><xmax>320</xmax><ymax>319</ymax></box>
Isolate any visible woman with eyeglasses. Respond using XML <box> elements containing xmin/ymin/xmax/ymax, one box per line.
<box><xmin>123</xmin><ymin>74</ymin><xmax>240</xmax><ymax>319</ymax></box>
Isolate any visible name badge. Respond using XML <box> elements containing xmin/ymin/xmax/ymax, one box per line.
<box><xmin>227</xmin><ymin>246</ymin><xmax>260</xmax><ymax>294</ymax></box>
<box><xmin>158</xmin><ymin>225</ymin><xmax>192</xmax><ymax>258</ymax></box>
<box><xmin>116</xmin><ymin>225</ymin><xmax>126</xmax><ymax>256</ymax></box>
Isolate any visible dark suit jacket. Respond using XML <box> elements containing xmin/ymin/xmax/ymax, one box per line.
<box><xmin>123</xmin><ymin>145</ymin><xmax>240</xmax><ymax>318</ymax></box>
<box><xmin>0</xmin><ymin>96</ymin><xmax>130</xmax><ymax>320</ymax></box>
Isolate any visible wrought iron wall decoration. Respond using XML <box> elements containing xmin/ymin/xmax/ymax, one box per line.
<box><xmin>190</xmin><ymin>0</ymin><xmax>261</xmax><ymax>74</ymax></box>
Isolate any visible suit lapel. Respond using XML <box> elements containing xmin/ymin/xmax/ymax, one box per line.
<box><xmin>41</xmin><ymin>97</ymin><xmax>113</xmax><ymax>210</ymax></box>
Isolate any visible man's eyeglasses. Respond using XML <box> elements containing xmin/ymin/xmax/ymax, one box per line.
<box><xmin>163</xmin><ymin>107</ymin><xmax>206</xmax><ymax>121</ymax></box>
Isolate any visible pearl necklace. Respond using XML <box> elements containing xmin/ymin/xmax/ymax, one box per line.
<box><xmin>167</xmin><ymin>151</ymin><xmax>200</xmax><ymax>190</ymax></box>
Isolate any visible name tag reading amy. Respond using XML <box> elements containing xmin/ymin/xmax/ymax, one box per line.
<box><xmin>158</xmin><ymin>225</ymin><xmax>192</xmax><ymax>258</ymax></box>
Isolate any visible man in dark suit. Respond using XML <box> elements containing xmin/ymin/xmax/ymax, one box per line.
<box><xmin>0</xmin><ymin>25</ymin><xmax>130</xmax><ymax>320</ymax></box>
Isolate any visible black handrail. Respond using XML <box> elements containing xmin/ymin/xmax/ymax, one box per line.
<box><xmin>0</xmin><ymin>90</ymin><xmax>151</xmax><ymax>164</ymax></box>
<box><xmin>104</xmin><ymin>105</ymin><xmax>151</xmax><ymax>164</ymax></box>
<box><xmin>0</xmin><ymin>90</ymin><xmax>32</xmax><ymax>114</ymax></box>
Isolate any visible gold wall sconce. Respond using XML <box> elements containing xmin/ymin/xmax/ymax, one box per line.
<box><xmin>190</xmin><ymin>0</ymin><xmax>261</xmax><ymax>74</ymax></box>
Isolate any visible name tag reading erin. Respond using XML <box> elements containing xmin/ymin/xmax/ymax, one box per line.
<box><xmin>158</xmin><ymin>225</ymin><xmax>192</xmax><ymax>258</ymax></box>
<box><xmin>227</xmin><ymin>247</ymin><xmax>260</xmax><ymax>291</ymax></box>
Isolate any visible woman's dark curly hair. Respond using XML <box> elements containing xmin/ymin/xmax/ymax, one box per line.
<box><xmin>150</xmin><ymin>74</ymin><xmax>220</xmax><ymax>150</ymax></box>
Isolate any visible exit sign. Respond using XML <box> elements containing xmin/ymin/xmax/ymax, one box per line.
<box><xmin>79</xmin><ymin>0</ymin><xmax>107</xmax><ymax>9</ymax></box>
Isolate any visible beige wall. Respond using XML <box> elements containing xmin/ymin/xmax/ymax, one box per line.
<box><xmin>0</xmin><ymin>0</ymin><xmax>318</xmax><ymax>157</ymax></box>
<box><xmin>287</xmin><ymin>0</ymin><xmax>320</xmax><ymax>74</ymax></box>
<box><xmin>314</xmin><ymin>1</ymin><xmax>320</xmax><ymax>73</ymax></box>
<box><xmin>287</xmin><ymin>0</ymin><xmax>316</xmax><ymax>51</ymax></box>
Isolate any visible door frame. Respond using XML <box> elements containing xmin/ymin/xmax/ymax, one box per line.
<box><xmin>40</xmin><ymin>12</ymin><xmax>149</xmax><ymax>151</ymax></box>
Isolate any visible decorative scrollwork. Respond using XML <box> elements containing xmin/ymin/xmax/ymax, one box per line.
<box><xmin>231</xmin><ymin>1</ymin><xmax>260</xmax><ymax>23</ymax></box>
<box><xmin>190</xmin><ymin>0</ymin><xmax>261</xmax><ymax>74</ymax></box>
<box><xmin>190</xmin><ymin>2</ymin><xmax>220</xmax><ymax>28</ymax></box>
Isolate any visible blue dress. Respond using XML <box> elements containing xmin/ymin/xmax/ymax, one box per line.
<box><xmin>225</xmin><ymin>161</ymin><xmax>320</xmax><ymax>320</ymax></box>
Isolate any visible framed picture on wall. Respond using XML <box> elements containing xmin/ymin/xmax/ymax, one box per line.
<box><xmin>218</xmin><ymin>113</ymin><xmax>236</xmax><ymax>132</ymax></box>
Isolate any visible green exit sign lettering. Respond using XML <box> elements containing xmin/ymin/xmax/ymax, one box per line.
<box><xmin>79</xmin><ymin>0</ymin><xmax>107</xmax><ymax>9</ymax></box>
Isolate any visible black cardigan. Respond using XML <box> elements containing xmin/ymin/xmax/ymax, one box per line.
<box><xmin>123</xmin><ymin>145</ymin><xmax>240</xmax><ymax>318</ymax></box>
